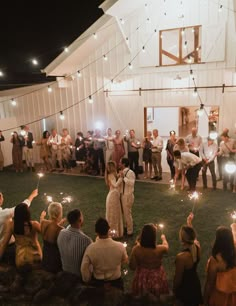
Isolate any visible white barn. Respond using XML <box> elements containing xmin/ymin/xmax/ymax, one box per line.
<box><xmin>0</xmin><ymin>0</ymin><xmax>236</xmax><ymax>169</ymax></box>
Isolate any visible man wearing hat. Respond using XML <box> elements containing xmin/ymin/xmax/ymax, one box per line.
<box><xmin>200</xmin><ymin>136</ymin><xmax>218</xmax><ymax>190</ymax></box>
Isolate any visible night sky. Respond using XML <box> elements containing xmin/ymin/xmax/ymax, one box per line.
<box><xmin>0</xmin><ymin>0</ymin><xmax>104</xmax><ymax>90</ymax></box>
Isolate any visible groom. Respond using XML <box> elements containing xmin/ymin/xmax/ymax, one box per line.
<box><xmin>120</xmin><ymin>158</ymin><xmax>136</xmax><ymax>237</ymax></box>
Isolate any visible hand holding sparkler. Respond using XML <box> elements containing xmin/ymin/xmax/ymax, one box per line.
<box><xmin>187</xmin><ymin>212</ymin><xmax>194</xmax><ymax>227</ymax></box>
<box><xmin>40</xmin><ymin>210</ymin><xmax>46</xmax><ymax>222</ymax></box>
<box><xmin>27</xmin><ymin>189</ymin><xmax>38</xmax><ymax>203</ymax></box>
<box><xmin>36</xmin><ymin>172</ymin><xmax>44</xmax><ymax>189</ymax></box>
<box><xmin>158</xmin><ymin>223</ymin><xmax>164</xmax><ymax>234</ymax></box>
<box><xmin>230</xmin><ymin>222</ymin><xmax>236</xmax><ymax>243</ymax></box>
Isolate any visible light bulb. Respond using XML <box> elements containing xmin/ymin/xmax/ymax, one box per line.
<box><xmin>120</xmin><ymin>18</ymin><xmax>125</xmax><ymax>25</ymax></box>
<box><xmin>77</xmin><ymin>71</ymin><xmax>82</xmax><ymax>78</ymax></box>
<box><xmin>11</xmin><ymin>98</ymin><xmax>17</xmax><ymax>106</ymax></box>
<box><xmin>218</xmin><ymin>4</ymin><xmax>223</xmax><ymax>12</ymax></box>
<box><xmin>48</xmin><ymin>86</ymin><xmax>52</xmax><ymax>93</ymax></box>
<box><xmin>88</xmin><ymin>95</ymin><xmax>93</xmax><ymax>104</ymax></box>
<box><xmin>59</xmin><ymin>111</ymin><xmax>65</xmax><ymax>120</ymax></box>
<box><xmin>209</xmin><ymin>131</ymin><xmax>218</xmax><ymax>140</ymax></box>
<box><xmin>64</xmin><ymin>47</ymin><xmax>69</xmax><ymax>53</ymax></box>
<box><xmin>32</xmin><ymin>59</ymin><xmax>38</xmax><ymax>65</ymax></box>
<box><xmin>128</xmin><ymin>63</ymin><xmax>133</xmax><ymax>70</ymax></box>
<box><xmin>142</xmin><ymin>46</ymin><xmax>146</xmax><ymax>53</ymax></box>
<box><xmin>93</xmin><ymin>33</ymin><xmax>97</xmax><ymax>39</ymax></box>
<box><xmin>0</xmin><ymin>71</ymin><xmax>3</xmax><ymax>77</ymax></box>
<box><xmin>103</xmin><ymin>55</ymin><xmax>108</xmax><ymax>61</ymax></box>
<box><xmin>193</xmin><ymin>88</ymin><xmax>198</xmax><ymax>97</ymax></box>
<box><xmin>225</xmin><ymin>162</ymin><xmax>236</xmax><ymax>174</ymax></box>
<box><xmin>181</xmin><ymin>29</ymin><xmax>185</xmax><ymax>35</ymax></box>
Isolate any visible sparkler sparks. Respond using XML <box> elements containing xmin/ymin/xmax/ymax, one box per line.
<box><xmin>231</xmin><ymin>211</ymin><xmax>236</xmax><ymax>222</ymax></box>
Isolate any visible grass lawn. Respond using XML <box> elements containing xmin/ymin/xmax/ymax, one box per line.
<box><xmin>1</xmin><ymin>170</ymin><xmax>236</xmax><ymax>293</ymax></box>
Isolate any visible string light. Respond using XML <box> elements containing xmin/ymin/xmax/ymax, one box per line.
<box><xmin>88</xmin><ymin>95</ymin><xmax>93</xmax><ymax>104</ymax></box>
<box><xmin>218</xmin><ymin>4</ymin><xmax>223</xmax><ymax>12</ymax></box>
<box><xmin>93</xmin><ymin>33</ymin><xmax>97</xmax><ymax>39</ymax></box>
<box><xmin>126</xmin><ymin>37</ymin><xmax>129</xmax><ymax>43</ymax></box>
<box><xmin>128</xmin><ymin>63</ymin><xmax>133</xmax><ymax>70</ymax></box>
<box><xmin>11</xmin><ymin>98</ymin><xmax>17</xmax><ymax>106</ymax></box>
<box><xmin>103</xmin><ymin>55</ymin><xmax>108</xmax><ymax>61</ymax></box>
<box><xmin>64</xmin><ymin>47</ymin><xmax>69</xmax><ymax>53</ymax></box>
<box><xmin>188</xmin><ymin>56</ymin><xmax>192</xmax><ymax>63</ymax></box>
<box><xmin>47</xmin><ymin>85</ymin><xmax>52</xmax><ymax>93</ymax></box>
<box><xmin>32</xmin><ymin>59</ymin><xmax>38</xmax><ymax>65</ymax></box>
<box><xmin>184</xmin><ymin>41</ymin><xmax>187</xmax><ymax>49</ymax></box>
<box><xmin>181</xmin><ymin>28</ymin><xmax>185</xmax><ymax>35</ymax></box>
<box><xmin>120</xmin><ymin>18</ymin><xmax>125</xmax><ymax>25</ymax></box>
<box><xmin>146</xmin><ymin>18</ymin><xmax>151</xmax><ymax>23</ymax></box>
<box><xmin>0</xmin><ymin>71</ymin><xmax>3</xmax><ymax>77</ymax></box>
<box><xmin>142</xmin><ymin>46</ymin><xmax>146</xmax><ymax>53</ymax></box>
<box><xmin>77</xmin><ymin>70</ymin><xmax>82</xmax><ymax>78</ymax></box>
<box><xmin>59</xmin><ymin>111</ymin><xmax>65</xmax><ymax>120</ymax></box>
<box><xmin>197</xmin><ymin>103</ymin><xmax>204</xmax><ymax>116</ymax></box>
<box><xmin>193</xmin><ymin>87</ymin><xmax>198</xmax><ymax>97</ymax></box>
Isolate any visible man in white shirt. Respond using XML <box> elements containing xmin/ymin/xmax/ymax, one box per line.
<box><xmin>151</xmin><ymin>129</ymin><xmax>163</xmax><ymax>180</ymax></box>
<box><xmin>174</xmin><ymin>150</ymin><xmax>202</xmax><ymax>191</ymax></box>
<box><xmin>0</xmin><ymin>188</ymin><xmax>38</xmax><ymax>263</ymax></box>
<box><xmin>48</xmin><ymin>128</ymin><xmax>63</xmax><ymax>171</ymax></box>
<box><xmin>200</xmin><ymin>137</ymin><xmax>218</xmax><ymax>190</ymax></box>
<box><xmin>120</xmin><ymin>158</ymin><xmax>135</xmax><ymax>236</ymax></box>
<box><xmin>81</xmin><ymin>217</ymin><xmax>128</xmax><ymax>290</ymax></box>
<box><xmin>185</xmin><ymin>127</ymin><xmax>202</xmax><ymax>156</ymax></box>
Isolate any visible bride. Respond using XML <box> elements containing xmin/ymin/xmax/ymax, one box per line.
<box><xmin>105</xmin><ymin>161</ymin><xmax>123</xmax><ymax>238</ymax></box>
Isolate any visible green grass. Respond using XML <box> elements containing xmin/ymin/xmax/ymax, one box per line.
<box><xmin>1</xmin><ymin>171</ymin><xmax>236</xmax><ymax>292</ymax></box>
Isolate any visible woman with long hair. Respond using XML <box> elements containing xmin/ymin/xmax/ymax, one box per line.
<box><xmin>112</xmin><ymin>130</ymin><xmax>125</xmax><ymax>170</ymax></box>
<box><xmin>40</xmin><ymin>202</ymin><xmax>65</xmax><ymax>273</ymax></box>
<box><xmin>11</xmin><ymin>131</ymin><xmax>24</xmax><ymax>172</ymax></box>
<box><xmin>142</xmin><ymin>131</ymin><xmax>153</xmax><ymax>179</ymax></box>
<box><xmin>173</xmin><ymin>213</ymin><xmax>203</xmax><ymax>306</ymax></box>
<box><xmin>37</xmin><ymin>130</ymin><xmax>52</xmax><ymax>171</ymax></box>
<box><xmin>204</xmin><ymin>226</ymin><xmax>236</xmax><ymax>306</ymax></box>
<box><xmin>129</xmin><ymin>223</ymin><xmax>169</xmax><ymax>299</ymax></box>
<box><xmin>105</xmin><ymin>161</ymin><xmax>123</xmax><ymax>238</ymax></box>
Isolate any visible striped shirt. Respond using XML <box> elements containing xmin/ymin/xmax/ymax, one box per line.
<box><xmin>57</xmin><ymin>226</ymin><xmax>92</xmax><ymax>277</ymax></box>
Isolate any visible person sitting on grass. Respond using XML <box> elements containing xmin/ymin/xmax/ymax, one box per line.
<box><xmin>129</xmin><ymin>223</ymin><xmax>169</xmax><ymax>300</ymax></box>
<box><xmin>0</xmin><ymin>188</ymin><xmax>38</xmax><ymax>265</ymax></box>
<box><xmin>0</xmin><ymin>202</ymin><xmax>42</xmax><ymax>293</ymax></box>
<box><xmin>81</xmin><ymin>217</ymin><xmax>128</xmax><ymax>290</ymax></box>
<box><xmin>204</xmin><ymin>226</ymin><xmax>236</xmax><ymax>306</ymax></box>
<box><xmin>40</xmin><ymin>202</ymin><xmax>65</xmax><ymax>273</ymax></box>
<box><xmin>173</xmin><ymin>213</ymin><xmax>203</xmax><ymax>306</ymax></box>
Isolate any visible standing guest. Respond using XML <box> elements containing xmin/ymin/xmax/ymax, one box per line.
<box><xmin>61</xmin><ymin>128</ymin><xmax>73</xmax><ymax>169</ymax></box>
<box><xmin>37</xmin><ymin>131</ymin><xmax>52</xmax><ymax>171</ymax></box>
<box><xmin>104</xmin><ymin>128</ymin><xmax>114</xmax><ymax>165</ymax></box>
<box><xmin>57</xmin><ymin>209</ymin><xmax>92</xmax><ymax>277</ymax></box>
<box><xmin>174</xmin><ymin>138</ymin><xmax>189</xmax><ymax>153</ymax></box>
<box><xmin>112</xmin><ymin>130</ymin><xmax>125</xmax><ymax>170</ymax></box>
<box><xmin>166</xmin><ymin>130</ymin><xmax>177</xmax><ymax>179</ymax></box>
<box><xmin>81</xmin><ymin>217</ymin><xmax>128</xmax><ymax>290</ymax></box>
<box><xmin>0</xmin><ymin>189</ymin><xmax>38</xmax><ymax>265</ymax></box>
<box><xmin>217</xmin><ymin>128</ymin><xmax>229</xmax><ymax>181</ymax></box>
<box><xmin>124</xmin><ymin>129</ymin><xmax>140</xmax><ymax>179</ymax></box>
<box><xmin>40</xmin><ymin>202</ymin><xmax>65</xmax><ymax>273</ymax></box>
<box><xmin>120</xmin><ymin>158</ymin><xmax>135</xmax><ymax>237</ymax></box>
<box><xmin>47</xmin><ymin>129</ymin><xmax>63</xmax><ymax>171</ymax></box>
<box><xmin>151</xmin><ymin>129</ymin><xmax>163</xmax><ymax>181</ymax></box>
<box><xmin>174</xmin><ymin>150</ymin><xmax>202</xmax><ymax>191</ymax></box>
<box><xmin>204</xmin><ymin>227</ymin><xmax>236</xmax><ymax>306</ymax></box>
<box><xmin>200</xmin><ymin>136</ymin><xmax>218</xmax><ymax>190</ymax></box>
<box><xmin>105</xmin><ymin>161</ymin><xmax>123</xmax><ymax>238</ymax></box>
<box><xmin>218</xmin><ymin>132</ymin><xmax>236</xmax><ymax>191</ymax></box>
<box><xmin>173</xmin><ymin>213</ymin><xmax>203</xmax><ymax>306</ymax></box>
<box><xmin>142</xmin><ymin>131</ymin><xmax>153</xmax><ymax>179</ymax></box>
<box><xmin>84</xmin><ymin>131</ymin><xmax>95</xmax><ymax>174</ymax></box>
<box><xmin>93</xmin><ymin>129</ymin><xmax>105</xmax><ymax>176</ymax></box>
<box><xmin>75</xmin><ymin>132</ymin><xmax>86</xmax><ymax>161</ymax></box>
<box><xmin>21</xmin><ymin>125</ymin><xmax>35</xmax><ymax>172</ymax></box>
<box><xmin>11</xmin><ymin>131</ymin><xmax>24</xmax><ymax>173</ymax></box>
<box><xmin>129</xmin><ymin>224</ymin><xmax>169</xmax><ymax>299</ymax></box>
<box><xmin>185</xmin><ymin>127</ymin><xmax>202</xmax><ymax>157</ymax></box>
<box><xmin>0</xmin><ymin>130</ymin><xmax>5</xmax><ymax>171</ymax></box>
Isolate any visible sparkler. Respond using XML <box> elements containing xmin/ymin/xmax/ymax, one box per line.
<box><xmin>231</xmin><ymin>211</ymin><xmax>236</xmax><ymax>222</ymax></box>
<box><xmin>158</xmin><ymin>223</ymin><xmax>164</xmax><ymax>234</ymax></box>
<box><xmin>110</xmin><ymin>229</ymin><xmax>117</xmax><ymax>238</ymax></box>
<box><xmin>123</xmin><ymin>269</ymin><xmax>128</xmax><ymax>276</ymax></box>
<box><xmin>188</xmin><ymin>191</ymin><xmax>199</xmax><ymax>213</ymax></box>
<box><xmin>46</xmin><ymin>196</ymin><xmax>53</xmax><ymax>202</ymax></box>
<box><xmin>123</xmin><ymin>241</ymin><xmax>128</xmax><ymax>248</ymax></box>
<box><xmin>36</xmin><ymin>172</ymin><xmax>44</xmax><ymax>189</ymax></box>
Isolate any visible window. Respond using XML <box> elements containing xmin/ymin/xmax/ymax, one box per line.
<box><xmin>159</xmin><ymin>25</ymin><xmax>201</xmax><ymax>66</ymax></box>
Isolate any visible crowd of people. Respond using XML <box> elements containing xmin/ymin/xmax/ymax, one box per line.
<box><xmin>0</xmin><ymin>183</ymin><xmax>235</xmax><ymax>306</ymax></box>
<box><xmin>1</xmin><ymin>125</ymin><xmax>236</xmax><ymax>193</ymax></box>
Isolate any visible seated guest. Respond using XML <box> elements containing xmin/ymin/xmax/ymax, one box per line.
<box><xmin>129</xmin><ymin>224</ymin><xmax>169</xmax><ymax>299</ymax></box>
<box><xmin>0</xmin><ymin>189</ymin><xmax>38</xmax><ymax>265</ymax></box>
<box><xmin>204</xmin><ymin>226</ymin><xmax>236</xmax><ymax>306</ymax></box>
<box><xmin>40</xmin><ymin>202</ymin><xmax>65</xmax><ymax>273</ymax></box>
<box><xmin>173</xmin><ymin>213</ymin><xmax>203</xmax><ymax>306</ymax></box>
<box><xmin>57</xmin><ymin>209</ymin><xmax>92</xmax><ymax>277</ymax></box>
<box><xmin>81</xmin><ymin>217</ymin><xmax>128</xmax><ymax>290</ymax></box>
<box><xmin>174</xmin><ymin>150</ymin><xmax>202</xmax><ymax>191</ymax></box>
